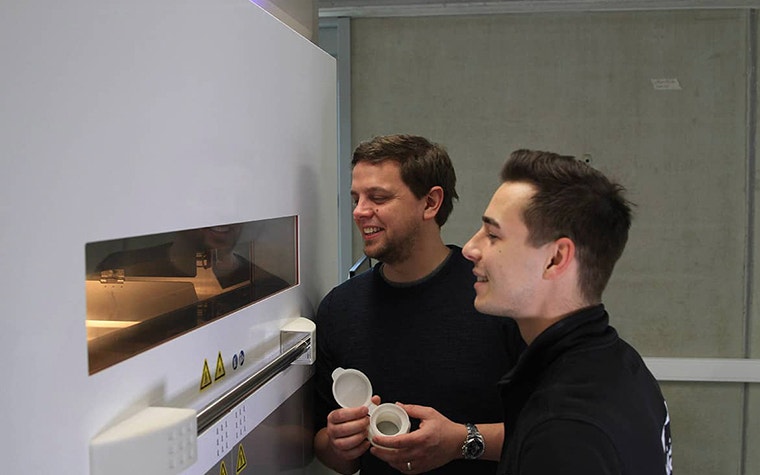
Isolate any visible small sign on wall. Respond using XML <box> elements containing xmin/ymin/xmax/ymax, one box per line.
<box><xmin>650</xmin><ymin>78</ymin><xmax>682</xmax><ymax>90</ymax></box>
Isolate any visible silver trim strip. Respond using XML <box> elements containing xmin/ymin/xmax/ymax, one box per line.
<box><xmin>644</xmin><ymin>357</ymin><xmax>760</xmax><ymax>383</ymax></box>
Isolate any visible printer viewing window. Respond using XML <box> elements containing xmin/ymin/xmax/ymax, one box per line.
<box><xmin>85</xmin><ymin>216</ymin><xmax>297</xmax><ymax>374</ymax></box>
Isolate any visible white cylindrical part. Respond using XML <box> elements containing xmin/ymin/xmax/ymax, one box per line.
<box><xmin>368</xmin><ymin>403</ymin><xmax>411</xmax><ymax>446</ymax></box>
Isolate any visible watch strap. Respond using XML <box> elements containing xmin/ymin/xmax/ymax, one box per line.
<box><xmin>462</xmin><ymin>423</ymin><xmax>485</xmax><ymax>460</ymax></box>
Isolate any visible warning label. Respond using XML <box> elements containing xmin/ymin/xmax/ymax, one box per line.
<box><xmin>200</xmin><ymin>359</ymin><xmax>213</xmax><ymax>391</ymax></box>
<box><xmin>215</xmin><ymin>351</ymin><xmax>226</xmax><ymax>381</ymax></box>
<box><xmin>236</xmin><ymin>444</ymin><xmax>247</xmax><ymax>473</ymax></box>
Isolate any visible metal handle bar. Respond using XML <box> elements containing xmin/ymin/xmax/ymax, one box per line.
<box><xmin>196</xmin><ymin>334</ymin><xmax>311</xmax><ymax>434</ymax></box>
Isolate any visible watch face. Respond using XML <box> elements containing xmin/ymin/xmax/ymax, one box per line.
<box><xmin>464</xmin><ymin>438</ymin><xmax>485</xmax><ymax>459</ymax></box>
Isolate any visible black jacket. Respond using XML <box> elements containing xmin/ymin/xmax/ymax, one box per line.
<box><xmin>497</xmin><ymin>305</ymin><xmax>673</xmax><ymax>475</ymax></box>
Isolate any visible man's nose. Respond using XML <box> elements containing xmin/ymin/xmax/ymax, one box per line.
<box><xmin>462</xmin><ymin>236</ymin><xmax>480</xmax><ymax>262</ymax></box>
<box><xmin>353</xmin><ymin>197</ymin><xmax>373</xmax><ymax>219</ymax></box>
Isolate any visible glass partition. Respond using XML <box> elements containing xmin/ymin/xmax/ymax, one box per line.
<box><xmin>85</xmin><ymin>216</ymin><xmax>298</xmax><ymax>374</ymax></box>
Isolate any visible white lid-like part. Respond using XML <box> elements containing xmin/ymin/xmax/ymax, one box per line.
<box><xmin>332</xmin><ymin>367</ymin><xmax>376</xmax><ymax>410</ymax></box>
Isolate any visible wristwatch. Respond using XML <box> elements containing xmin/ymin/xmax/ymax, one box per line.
<box><xmin>462</xmin><ymin>423</ymin><xmax>485</xmax><ymax>460</ymax></box>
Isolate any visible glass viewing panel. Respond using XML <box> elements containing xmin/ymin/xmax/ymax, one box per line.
<box><xmin>85</xmin><ymin>216</ymin><xmax>298</xmax><ymax>374</ymax></box>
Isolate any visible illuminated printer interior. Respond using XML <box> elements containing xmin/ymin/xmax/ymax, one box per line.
<box><xmin>85</xmin><ymin>216</ymin><xmax>298</xmax><ymax>374</ymax></box>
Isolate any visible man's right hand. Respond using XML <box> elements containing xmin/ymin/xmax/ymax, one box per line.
<box><xmin>325</xmin><ymin>405</ymin><xmax>372</xmax><ymax>459</ymax></box>
<box><xmin>315</xmin><ymin>397</ymin><xmax>380</xmax><ymax>475</ymax></box>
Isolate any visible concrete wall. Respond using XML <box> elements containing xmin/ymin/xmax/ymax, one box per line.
<box><xmin>348</xmin><ymin>9</ymin><xmax>757</xmax><ymax>474</ymax></box>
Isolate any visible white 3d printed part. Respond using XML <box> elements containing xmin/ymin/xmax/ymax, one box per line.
<box><xmin>331</xmin><ymin>367</ymin><xmax>411</xmax><ymax>445</ymax></box>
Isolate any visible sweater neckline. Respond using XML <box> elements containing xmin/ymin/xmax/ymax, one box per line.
<box><xmin>379</xmin><ymin>245</ymin><xmax>456</xmax><ymax>288</ymax></box>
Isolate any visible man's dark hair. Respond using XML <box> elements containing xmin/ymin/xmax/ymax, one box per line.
<box><xmin>501</xmin><ymin>149</ymin><xmax>633</xmax><ymax>302</ymax></box>
<box><xmin>352</xmin><ymin>134</ymin><xmax>459</xmax><ymax>227</ymax></box>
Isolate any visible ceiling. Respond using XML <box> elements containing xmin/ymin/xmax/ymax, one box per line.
<box><xmin>318</xmin><ymin>0</ymin><xmax>760</xmax><ymax>17</ymax></box>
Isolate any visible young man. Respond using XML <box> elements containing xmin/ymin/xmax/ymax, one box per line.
<box><xmin>463</xmin><ymin>149</ymin><xmax>673</xmax><ymax>474</ymax></box>
<box><xmin>313</xmin><ymin>134</ymin><xmax>524</xmax><ymax>474</ymax></box>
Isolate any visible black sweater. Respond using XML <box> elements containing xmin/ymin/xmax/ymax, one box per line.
<box><xmin>315</xmin><ymin>246</ymin><xmax>525</xmax><ymax>474</ymax></box>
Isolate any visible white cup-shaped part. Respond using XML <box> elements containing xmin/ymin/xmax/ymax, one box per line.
<box><xmin>332</xmin><ymin>367</ymin><xmax>373</xmax><ymax>408</ymax></box>
<box><xmin>368</xmin><ymin>403</ymin><xmax>411</xmax><ymax>446</ymax></box>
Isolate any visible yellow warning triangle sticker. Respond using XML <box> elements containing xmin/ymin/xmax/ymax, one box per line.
<box><xmin>215</xmin><ymin>351</ymin><xmax>226</xmax><ymax>381</ymax></box>
<box><xmin>236</xmin><ymin>444</ymin><xmax>247</xmax><ymax>473</ymax></box>
<box><xmin>219</xmin><ymin>460</ymin><xmax>228</xmax><ymax>475</ymax></box>
<box><xmin>200</xmin><ymin>359</ymin><xmax>213</xmax><ymax>391</ymax></box>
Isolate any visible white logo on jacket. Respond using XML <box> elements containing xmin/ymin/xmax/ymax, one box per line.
<box><xmin>661</xmin><ymin>401</ymin><xmax>673</xmax><ymax>474</ymax></box>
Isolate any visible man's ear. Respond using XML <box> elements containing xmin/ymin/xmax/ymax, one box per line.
<box><xmin>543</xmin><ymin>237</ymin><xmax>575</xmax><ymax>279</ymax></box>
<box><xmin>422</xmin><ymin>186</ymin><xmax>444</xmax><ymax>221</ymax></box>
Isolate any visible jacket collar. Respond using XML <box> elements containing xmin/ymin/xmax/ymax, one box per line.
<box><xmin>499</xmin><ymin>304</ymin><xmax>615</xmax><ymax>385</ymax></box>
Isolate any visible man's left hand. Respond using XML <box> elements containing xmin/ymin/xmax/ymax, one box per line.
<box><xmin>370</xmin><ymin>403</ymin><xmax>465</xmax><ymax>474</ymax></box>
